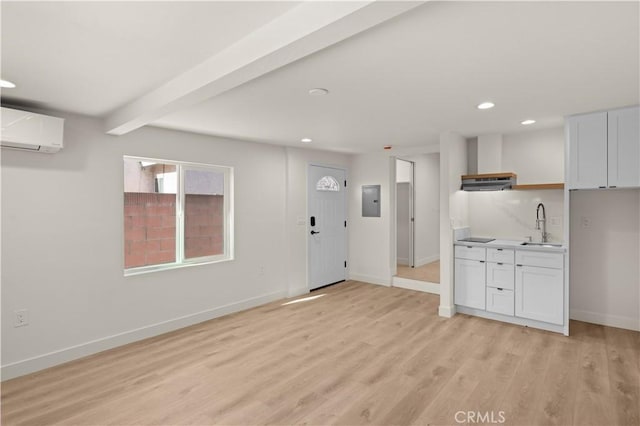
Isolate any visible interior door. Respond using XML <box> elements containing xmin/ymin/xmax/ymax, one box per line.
<box><xmin>308</xmin><ymin>165</ymin><xmax>347</xmax><ymax>290</ymax></box>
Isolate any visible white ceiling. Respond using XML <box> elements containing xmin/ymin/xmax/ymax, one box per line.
<box><xmin>0</xmin><ymin>1</ymin><xmax>299</xmax><ymax>115</ymax></box>
<box><xmin>154</xmin><ymin>1</ymin><xmax>640</xmax><ymax>152</ymax></box>
<box><xmin>2</xmin><ymin>1</ymin><xmax>639</xmax><ymax>153</ymax></box>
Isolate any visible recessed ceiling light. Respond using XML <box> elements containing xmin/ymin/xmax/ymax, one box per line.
<box><xmin>477</xmin><ymin>102</ymin><xmax>495</xmax><ymax>110</ymax></box>
<box><xmin>0</xmin><ymin>79</ymin><xmax>16</xmax><ymax>89</ymax></box>
<box><xmin>308</xmin><ymin>88</ymin><xmax>329</xmax><ymax>96</ymax></box>
<box><xmin>301</xmin><ymin>138</ymin><xmax>312</xmax><ymax>143</ymax></box>
<box><xmin>521</xmin><ymin>119</ymin><xmax>536</xmax><ymax>125</ymax></box>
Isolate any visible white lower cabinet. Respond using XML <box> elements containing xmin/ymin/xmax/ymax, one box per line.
<box><xmin>455</xmin><ymin>244</ymin><xmax>566</xmax><ymax>333</ymax></box>
<box><xmin>515</xmin><ymin>265</ymin><xmax>564</xmax><ymax>325</ymax></box>
<box><xmin>486</xmin><ymin>287</ymin><xmax>514</xmax><ymax>316</ymax></box>
<box><xmin>454</xmin><ymin>258</ymin><xmax>486</xmax><ymax>310</ymax></box>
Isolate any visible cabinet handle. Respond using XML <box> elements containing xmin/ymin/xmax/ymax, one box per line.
<box><xmin>497</xmin><ymin>262</ymin><xmax>503</xmax><ymax>265</ymax></box>
<box><xmin>610</xmin><ymin>186</ymin><xmax>617</xmax><ymax>188</ymax></box>
<box><xmin>599</xmin><ymin>186</ymin><xmax>606</xmax><ymax>189</ymax></box>
<box><xmin>479</xmin><ymin>260</ymin><xmax>485</xmax><ymax>263</ymax></box>
<box><xmin>497</xmin><ymin>248</ymin><xmax>503</xmax><ymax>251</ymax></box>
<box><xmin>467</xmin><ymin>246</ymin><xmax>473</xmax><ymax>249</ymax></box>
<box><xmin>516</xmin><ymin>264</ymin><xmax>523</xmax><ymax>267</ymax></box>
<box><xmin>497</xmin><ymin>288</ymin><xmax>503</xmax><ymax>291</ymax></box>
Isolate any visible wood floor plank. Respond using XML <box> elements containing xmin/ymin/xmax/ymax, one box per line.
<box><xmin>2</xmin><ymin>281</ymin><xmax>637</xmax><ymax>426</ymax></box>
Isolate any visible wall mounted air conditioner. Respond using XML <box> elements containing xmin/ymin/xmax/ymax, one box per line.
<box><xmin>1</xmin><ymin>107</ymin><xmax>64</xmax><ymax>153</ymax></box>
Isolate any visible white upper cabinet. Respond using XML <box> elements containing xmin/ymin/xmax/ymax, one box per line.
<box><xmin>567</xmin><ymin>106</ymin><xmax>639</xmax><ymax>190</ymax></box>
<box><xmin>608</xmin><ymin>106</ymin><xmax>640</xmax><ymax>188</ymax></box>
<box><xmin>567</xmin><ymin>111</ymin><xmax>608</xmax><ymax>189</ymax></box>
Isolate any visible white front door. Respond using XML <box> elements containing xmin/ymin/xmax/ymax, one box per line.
<box><xmin>308</xmin><ymin>165</ymin><xmax>347</xmax><ymax>290</ymax></box>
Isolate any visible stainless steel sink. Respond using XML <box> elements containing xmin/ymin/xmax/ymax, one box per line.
<box><xmin>520</xmin><ymin>242</ymin><xmax>563</xmax><ymax>248</ymax></box>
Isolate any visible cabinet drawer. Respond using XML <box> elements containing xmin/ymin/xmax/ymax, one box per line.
<box><xmin>455</xmin><ymin>245</ymin><xmax>486</xmax><ymax>261</ymax></box>
<box><xmin>487</xmin><ymin>248</ymin><xmax>514</xmax><ymax>264</ymax></box>
<box><xmin>487</xmin><ymin>287</ymin><xmax>514</xmax><ymax>316</ymax></box>
<box><xmin>515</xmin><ymin>250</ymin><xmax>563</xmax><ymax>269</ymax></box>
<box><xmin>486</xmin><ymin>262</ymin><xmax>515</xmax><ymax>290</ymax></box>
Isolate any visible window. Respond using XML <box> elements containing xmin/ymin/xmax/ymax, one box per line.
<box><xmin>316</xmin><ymin>175</ymin><xmax>340</xmax><ymax>191</ymax></box>
<box><xmin>123</xmin><ymin>156</ymin><xmax>233</xmax><ymax>275</ymax></box>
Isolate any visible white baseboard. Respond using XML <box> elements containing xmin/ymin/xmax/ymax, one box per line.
<box><xmin>397</xmin><ymin>257</ymin><xmax>409</xmax><ymax>266</ymax></box>
<box><xmin>392</xmin><ymin>277</ymin><xmax>439</xmax><ymax>295</ymax></box>
<box><xmin>458</xmin><ymin>305</ymin><xmax>566</xmax><ymax>335</ymax></box>
<box><xmin>438</xmin><ymin>304</ymin><xmax>455</xmax><ymax>318</ymax></box>
<box><xmin>415</xmin><ymin>255</ymin><xmax>439</xmax><ymax>267</ymax></box>
<box><xmin>288</xmin><ymin>286</ymin><xmax>309</xmax><ymax>298</ymax></box>
<box><xmin>1</xmin><ymin>290</ymin><xmax>287</xmax><ymax>381</ymax></box>
<box><xmin>348</xmin><ymin>273</ymin><xmax>391</xmax><ymax>287</ymax></box>
<box><xmin>570</xmin><ymin>309</ymin><xmax>640</xmax><ymax>332</ymax></box>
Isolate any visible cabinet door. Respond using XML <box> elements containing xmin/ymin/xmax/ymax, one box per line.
<box><xmin>455</xmin><ymin>259</ymin><xmax>486</xmax><ymax>309</ymax></box>
<box><xmin>608</xmin><ymin>106</ymin><xmax>640</xmax><ymax>188</ymax></box>
<box><xmin>515</xmin><ymin>265</ymin><xmax>563</xmax><ymax>325</ymax></box>
<box><xmin>568</xmin><ymin>112</ymin><xmax>608</xmax><ymax>189</ymax></box>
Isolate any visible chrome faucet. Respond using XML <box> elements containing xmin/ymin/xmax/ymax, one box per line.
<box><xmin>536</xmin><ymin>203</ymin><xmax>549</xmax><ymax>243</ymax></box>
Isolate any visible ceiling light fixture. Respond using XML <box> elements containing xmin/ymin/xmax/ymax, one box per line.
<box><xmin>308</xmin><ymin>88</ymin><xmax>329</xmax><ymax>96</ymax></box>
<box><xmin>301</xmin><ymin>138</ymin><xmax>312</xmax><ymax>143</ymax></box>
<box><xmin>477</xmin><ymin>102</ymin><xmax>495</xmax><ymax>110</ymax></box>
<box><xmin>0</xmin><ymin>79</ymin><xmax>16</xmax><ymax>89</ymax></box>
<box><xmin>521</xmin><ymin>119</ymin><xmax>536</xmax><ymax>125</ymax></box>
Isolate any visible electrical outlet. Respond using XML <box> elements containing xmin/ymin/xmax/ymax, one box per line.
<box><xmin>258</xmin><ymin>266</ymin><xmax>265</xmax><ymax>277</ymax></box>
<box><xmin>550</xmin><ymin>216</ymin><xmax>561</xmax><ymax>226</ymax></box>
<box><xmin>14</xmin><ymin>309</ymin><xmax>29</xmax><ymax>327</ymax></box>
<box><xmin>581</xmin><ymin>216</ymin><xmax>591</xmax><ymax>229</ymax></box>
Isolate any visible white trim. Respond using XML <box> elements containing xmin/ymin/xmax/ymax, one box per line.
<box><xmin>438</xmin><ymin>304</ymin><xmax>456</xmax><ymax>318</ymax></box>
<box><xmin>1</xmin><ymin>290</ymin><xmax>287</xmax><ymax>381</ymax></box>
<box><xmin>415</xmin><ymin>255</ymin><xmax>439</xmax><ymax>267</ymax></box>
<box><xmin>396</xmin><ymin>257</ymin><xmax>410</xmax><ymax>266</ymax></box>
<box><xmin>349</xmin><ymin>273</ymin><xmax>391</xmax><ymax>287</ymax></box>
<box><xmin>392</xmin><ymin>277</ymin><xmax>439</xmax><ymax>294</ymax></box>
<box><xmin>456</xmin><ymin>305</ymin><xmax>566</xmax><ymax>335</ymax></box>
<box><xmin>288</xmin><ymin>286</ymin><xmax>310</xmax><ymax>298</ymax></box>
<box><xmin>570</xmin><ymin>309</ymin><xmax>640</xmax><ymax>332</ymax></box>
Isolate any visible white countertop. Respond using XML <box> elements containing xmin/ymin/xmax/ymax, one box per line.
<box><xmin>455</xmin><ymin>238</ymin><xmax>566</xmax><ymax>253</ymax></box>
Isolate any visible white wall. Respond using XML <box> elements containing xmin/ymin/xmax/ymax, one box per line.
<box><xmin>412</xmin><ymin>153</ymin><xmax>440</xmax><ymax>265</ymax></box>
<box><xmin>468</xmin><ymin>127</ymin><xmax>565</xmax><ymax>242</ymax></box>
<box><xmin>477</xmin><ymin>133</ymin><xmax>503</xmax><ymax>174</ymax></box>
<box><xmin>502</xmin><ymin>127</ymin><xmax>565</xmax><ymax>184</ymax></box>
<box><xmin>396</xmin><ymin>159</ymin><xmax>411</xmax><ymax>183</ymax></box>
<box><xmin>569</xmin><ymin>189</ymin><xmax>640</xmax><ymax>331</ymax></box>
<box><xmin>439</xmin><ymin>132</ymin><xmax>468</xmax><ymax>317</ymax></box>
<box><xmin>1</xmin><ymin>111</ymin><xmax>348</xmax><ymax>379</ymax></box>
<box><xmin>398</xmin><ymin>153</ymin><xmax>440</xmax><ymax>266</ymax></box>
<box><xmin>467</xmin><ymin>190</ymin><xmax>564</xmax><ymax>242</ymax></box>
<box><xmin>348</xmin><ymin>153</ymin><xmax>393</xmax><ymax>286</ymax></box>
<box><xmin>396</xmin><ymin>182</ymin><xmax>411</xmax><ymax>265</ymax></box>
<box><xmin>284</xmin><ymin>147</ymin><xmax>351</xmax><ymax>297</ymax></box>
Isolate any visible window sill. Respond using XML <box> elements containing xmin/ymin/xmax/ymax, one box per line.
<box><xmin>124</xmin><ymin>256</ymin><xmax>233</xmax><ymax>277</ymax></box>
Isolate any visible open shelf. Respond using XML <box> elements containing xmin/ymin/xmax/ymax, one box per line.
<box><xmin>512</xmin><ymin>183</ymin><xmax>565</xmax><ymax>190</ymax></box>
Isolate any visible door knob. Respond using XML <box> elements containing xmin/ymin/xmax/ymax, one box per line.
<box><xmin>310</xmin><ymin>230</ymin><xmax>320</xmax><ymax>235</ymax></box>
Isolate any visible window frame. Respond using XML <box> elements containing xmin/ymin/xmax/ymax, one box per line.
<box><xmin>123</xmin><ymin>156</ymin><xmax>234</xmax><ymax>276</ymax></box>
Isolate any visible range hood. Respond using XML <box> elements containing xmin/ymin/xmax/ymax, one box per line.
<box><xmin>461</xmin><ymin>173</ymin><xmax>517</xmax><ymax>191</ymax></box>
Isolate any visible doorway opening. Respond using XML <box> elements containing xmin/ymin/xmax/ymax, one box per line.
<box><xmin>393</xmin><ymin>154</ymin><xmax>440</xmax><ymax>293</ymax></box>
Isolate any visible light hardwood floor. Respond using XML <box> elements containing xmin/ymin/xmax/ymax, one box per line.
<box><xmin>396</xmin><ymin>260</ymin><xmax>440</xmax><ymax>283</ymax></box>
<box><xmin>2</xmin><ymin>281</ymin><xmax>638</xmax><ymax>426</ymax></box>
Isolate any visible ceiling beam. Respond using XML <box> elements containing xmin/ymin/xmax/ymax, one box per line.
<box><xmin>104</xmin><ymin>1</ymin><xmax>425</xmax><ymax>135</ymax></box>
